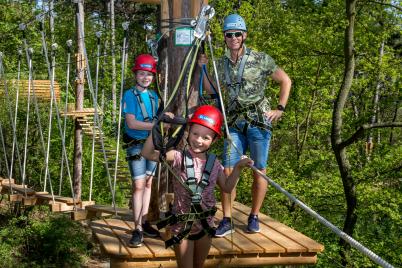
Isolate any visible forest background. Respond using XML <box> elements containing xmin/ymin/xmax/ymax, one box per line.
<box><xmin>0</xmin><ymin>0</ymin><xmax>400</xmax><ymax>267</ymax></box>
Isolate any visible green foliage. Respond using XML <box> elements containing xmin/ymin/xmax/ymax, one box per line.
<box><xmin>0</xmin><ymin>207</ymin><xmax>91</xmax><ymax>267</ymax></box>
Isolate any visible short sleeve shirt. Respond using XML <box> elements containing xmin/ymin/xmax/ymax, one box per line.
<box><xmin>216</xmin><ymin>45</ymin><xmax>278</xmax><ymax>124</ymax></box>
<box><xmin>170</xmin><ymin>150</ymin><xmax>224</xmax><ymax>235</ymax></box>
<box><xmin>122</xmin><ymin>87</ymin><xmax>158</xmax><ymax>140</ymax></box>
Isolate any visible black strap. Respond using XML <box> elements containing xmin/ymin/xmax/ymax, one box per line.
<box><xmin>152</xmin><ymin>114</ymin><xmax>187</xmax><ymax>159</ymax></box>
<box><xmin>160</xmin><ymin>205</ymin><xmax>217</xmax><ymax>248</ymax></box>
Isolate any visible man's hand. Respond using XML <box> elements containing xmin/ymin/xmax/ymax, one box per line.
<box><xmin>265</xmin><ymin>110</ymin><xmax>284</xmax><ymax>122</ymax></box>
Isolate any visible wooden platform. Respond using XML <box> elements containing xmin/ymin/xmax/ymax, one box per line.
<box><xmin>0</xmin><ymin>79</ymin><xmax>61</xmax><ymax>102</ymax></box>
<box><xmin>90</xmin><ymin>202</ymin><xmax>324</xmax><ymax>267</ymax></box>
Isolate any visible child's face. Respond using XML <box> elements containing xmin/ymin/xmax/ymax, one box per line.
<box><xmin>135</xmin><ymin>70</ymin><xmax>154</xmax><ymax>89</ymax></box>
<box><xmin>188</xmin><ymin>124</ymin><xmax>216</xmax><ymax>153</ymax></box>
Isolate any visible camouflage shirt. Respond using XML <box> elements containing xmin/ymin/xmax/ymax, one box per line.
<box><xmin>216</xmin><ymin>45</ymin><xmax>278</xmax><ymax>127</ymax></box>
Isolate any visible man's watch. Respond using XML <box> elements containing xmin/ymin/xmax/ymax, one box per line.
<box><xmin>277</xmin><ymin>104</ymin><xmax>286</xmax><ymax>111</ymax></box>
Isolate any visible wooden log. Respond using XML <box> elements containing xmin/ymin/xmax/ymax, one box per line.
<box><xmin>9</xmin><ymin>194</ymin><xmax>22</xmax><ymax>202</ymax></box>
<box><xmin>22</xmin><ymin>196</ymin><xmax>38</xmax><ymax>206</ymax></box>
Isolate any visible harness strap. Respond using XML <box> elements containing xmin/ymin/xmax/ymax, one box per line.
<box><xmin>184</xmin><ymin>150</ymin><xmax>216</xmax><ymax>204</ymax></box>
<box><xmin>132</xmin><ymin>88</ymin><xmax>157</xmax><ymax>122</ymax></box>
<box><xmin>224</xmin><ymin>48</ymin><xmax>251</xmax><ymax>96</ymax></box>
<box><xmin>160</xmin><ymin>205</ymin><xmax>217</xmax><ymax>248</ymax></box>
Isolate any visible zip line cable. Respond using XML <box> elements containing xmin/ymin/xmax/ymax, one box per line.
<box><xmin>89</xmin><ymin>33</ymin><xmax>102</xmax><ymax>203</ymax></box>
<box><xmin>21</xmin><ymin>48</ymin><xmax>33</xmax><ymax>198</ymax></box>
<box><xmin>35</xmin><ymin>25</ymin><xmax>77</xmax><ymax>209</ymax></box>
<box><xmin>20</xmin><ymin>26</ymin><xmax>53</xmax><ymax>195</ymax></box>
<box><xmin>0</xmin><ymin>121</ymin><xmax>10</xmax><ymax>181</ymax></box>
<box><xmin>9</xmin><ymin>51</ymin><xmax>23</xmax><ymax>183</ymax></box>
<box><xmin>113</xmin><ymin>23</ymin><xmax>130</xmax><ymax>215</ymax></box>
<box><xmin>250</xmin><ymin>166</ymin><xmax>395</xmax><ymax>268</ymax></box>
<box><xmin>59</xmin><ymin>39</ymin><xmax>72</xmax><ymax>196</ymax></box>
<box><xmin>76</xmin><ymin>12</ymin><xmax>116</xmax><ymax>210</ymax></box>
<box><xmin>0</xmin><ymin>54</ymin><xmax>24</xmax><ymax>184</ymax></box>
<box><xmin>42</xmin><ymin>44</ymin><xmax>58</xmax><ymax>203</ymax></box>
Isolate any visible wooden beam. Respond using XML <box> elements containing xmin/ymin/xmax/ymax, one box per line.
<box><xmin>191</xmin><ymin>0</ymin><xmax>207</xmax><ymax>18</ymax></box>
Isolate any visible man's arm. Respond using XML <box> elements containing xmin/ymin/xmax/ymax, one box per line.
<box><xmin>266</xmin><ymin>68</ymin><xmax>291</xmax><ymax>122</ymax></box>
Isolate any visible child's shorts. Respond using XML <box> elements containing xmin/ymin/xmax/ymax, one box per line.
<box><xmin>126</xmin><ymin>143</ymin><xmax>157</xmax><ymax>180</ymax></box>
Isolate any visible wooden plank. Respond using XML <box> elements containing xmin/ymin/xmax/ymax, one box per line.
<box><xmin>22</xmin><ymin>196</ymin><xmax>37</xmax><ymax>206</ymax></box>
<box><xmin>91</xmin><ymin>220</ymin><xmax>130</xmax><ymax>258</ymax></box>
<box><xmin>0</xmin><ymin>179</ymin><xmax>15</xmax><ymax>185</ymax></box>
<box><xmin>229</xmin><ymin>203</ymin><xmax>308</xmax><ymax>253</ymax></box>
<box><xmin>71</xmin><ymin>209</ymin><xmax>88</xmax><ymax>221</ymax></box>
<box><xmin>48</xmin><ymin>201</ymin><xmax>75</xmax><ymax>212</ymax></box>
<box><xmin>122</xmin><ymin>219</ymin><xmax>175</xmax><ymax>258</ymax></box>
<box><xmin>35</xmin><ymin>193</ymin><xmax>76</xmax><ymax>205</ymax></box>
<box><xmin>234</xmin><ymin>202</ymin><xmax>324</xmax><ymax>252</ymax></box>
<box><xmin>1</xmin><ymin>183</ymin><xmax>36</xmax><ymax>195</ymax></box>
<box><xmin>214</xmin><ymin>208</ymin><xmax>279</xmax><ymax>254</ymax></box>
<box><xmin>104</xmin><ymin>219</ymin><xmax>155</xmax><ymax>259</ymax></box>
<box><xmin>85</xmin><ymin>205</ymin><xmax>132</xmax><ymax>218</ymax></box>
<box><xmin>9</xmin><ymin>194</ymin><xmax>22</xmax><ymax>202</ymax></box>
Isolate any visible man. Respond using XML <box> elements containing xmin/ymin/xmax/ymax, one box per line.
<box><xmin>199</xmin><ymin>14</ymin><xmax>291</xmax><ymax>236</ymax></box>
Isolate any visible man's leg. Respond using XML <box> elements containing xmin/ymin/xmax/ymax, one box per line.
<box><xmin>251</xmin><ymin>168</ymin><xmax>268</xmax><ymax>215</ymax></box>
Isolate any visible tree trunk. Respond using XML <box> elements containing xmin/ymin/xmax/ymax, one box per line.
<box><xmin>73</xmin><ymin>2</ymin><xmax>85</xmax><ymax>201</ymax></box>
<box><xmin>366</xmin><ymin>41</ymin><xmax>385</xmax><ymax>156</ymax></box>
<box><xmin>330</xmin><ymin>0</ymin><xmax>358</xmax><ymax>265</ymax></box>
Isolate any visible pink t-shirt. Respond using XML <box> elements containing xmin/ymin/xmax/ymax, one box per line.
<box><xmin>170</xmin><ymin>150</ymin><xmax>224</xmax><ymax>235</ymax></box>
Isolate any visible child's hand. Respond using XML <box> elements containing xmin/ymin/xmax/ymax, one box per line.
<box><xmin>237</xmin><ymin>156</ymin><xmax>254</xmax><ymax>168</ymax></box>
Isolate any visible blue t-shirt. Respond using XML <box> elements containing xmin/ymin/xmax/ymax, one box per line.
<box><xmin>123</xmin><ymin>87</ymin><xmax>159</xmax><ymax>140</ymax></box>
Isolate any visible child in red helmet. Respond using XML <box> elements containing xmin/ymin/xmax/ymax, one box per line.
<box><xmin>123</xmin><ymin>54</ymin><xmax>160</xmax><ymax>248</ymax></box>
<box><xmin>141</xmin><ymin>105</ymin><xmax>253</xmax><ymax>268</ymax></box>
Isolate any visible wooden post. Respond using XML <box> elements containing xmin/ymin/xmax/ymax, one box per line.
<box><xmin>73</xmin><ymin>1</ymin><xmax>85</xmax><ymax>201</ymax></box>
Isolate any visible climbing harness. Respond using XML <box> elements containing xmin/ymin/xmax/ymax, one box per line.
<box><xmin>131</xmin><ymin>88</ymin><xmax>158</xmax><ymax>122</ymax></box>
<box><xmin>157</xmin><ymin>150</ymin><xmax>217</xmax><ymax>248</ymax></box>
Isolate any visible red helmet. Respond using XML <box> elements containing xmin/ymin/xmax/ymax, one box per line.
<box><xmin>132</xmin><ymin>54</ymin><xmax>157</xmax><ymax>74</ymax></box>
<box><xmin>188</xmin><ymin>105</ymin><xmax>223</xmax><ymax>137</ymax></box>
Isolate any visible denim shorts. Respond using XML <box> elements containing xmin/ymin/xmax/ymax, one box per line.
<box><xmin>126</xmin><ymin>143</ymin><xmax>157</xmax><ymax>180</ymax></box>
<box><xmin>223</xmin><ymin>119</ymin><xmax>272</xmax><ymax>169</ymax></box>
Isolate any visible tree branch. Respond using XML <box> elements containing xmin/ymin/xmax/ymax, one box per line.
<box><xmin>339</xmin><ymin>122</ymin><xmax>402</xmax><ymax>149</ymax></box>
<box><xmin>365</xmin><ymin>0</ymin><xmax>402</xmax><ymax>12</ymax></box>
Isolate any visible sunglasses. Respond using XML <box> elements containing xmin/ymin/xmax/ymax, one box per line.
<box><xmin>225</xmin><ymin>31</ymin><xmax>243</xmax><ymax>38</ymax></box>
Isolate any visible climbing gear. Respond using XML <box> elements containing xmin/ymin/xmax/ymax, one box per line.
<box><xmin>224</xmin><ymin>48</ymin><xmax>251</xmax><ymax>97</ymax></box>
<box><xmin>215</xmin><ymin>217</ymin><xmax>235</xmax><ymax>237</ymax></box>
<box><xmin>246</xmin><ymin>214</ymin><xmax>260</xmax><ymax>233</ymax></box>
<box><xmin>188</xmin><ymin>105</ymin><xmax>224</xmax><ymax>137</ymax></box>
<box><xmin>156</xmin><ymin>150</ymin><xmax>217</xmax><ymax>248</ymax></box>
<box><xmin>223</xmin><ymin>14</ymin><xmax>247</xmax><ymax>32</ymax></box>
<box><xmin>131</xmin><ymin>88</ymin><xmax>157</xmax><ymax>122</ymax></box>
<box><xmin>199</xmin><ymin>63</ymin><xmax>221</xmax><ymax>109</ymax></box>
<box><xmin>132</xmin><ymin>54</ymin><xmax>157</xmax><ymax>74</ymax></box>
<box><xmin>129</xmin><ymin>229</ymin><xmax>144</xmax><ymax>248</ymax></box>
<box><xmin>224</xmin><ymin>48</ymin><xmax>272</xmax><ymax>132</ymax></box>
<box><xmin>152</xmin><ymin>114</ymin><xmax>187</xmax><ymax>159</ymax></box>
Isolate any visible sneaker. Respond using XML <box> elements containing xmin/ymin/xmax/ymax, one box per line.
<box><xmin>128</xmin><ymin>229</ymin><xmax>143</xmax><ymax>247</ymax></box>
<box><xmin>246</xmin><ymin>214</ymin><xmax>260</xmax><ymax>233</ymax></box>
<box><xmin>142</xmin><ymin>221</ymin><xmax>160</xmax><ymax>238</ymax></box>
<box><xmin>215</xmin><ymin>217</ymin><xmax>235</xmax><ymax>237</ymax></box>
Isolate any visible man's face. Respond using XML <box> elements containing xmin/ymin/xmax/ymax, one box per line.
<box><xmin>224</xmin><ymin>30</ymin><xmax>247</xmax><ymax>50</ymax></box>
